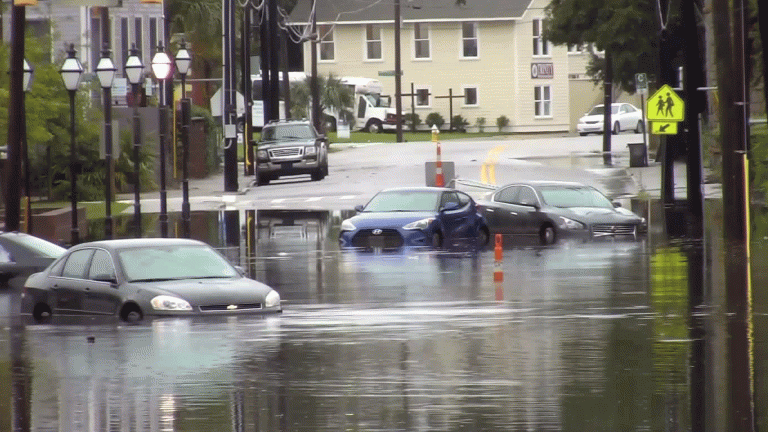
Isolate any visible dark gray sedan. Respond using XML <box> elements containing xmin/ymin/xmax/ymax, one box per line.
<box><xmin>21</xmin><ymin>238</ymin><xmax>281</xmax><ymax>323</ymax></box>
<box><xmin>477</xmin><ymin>181</ymin><xmax>646</xmax><ymax>244</ymax></box>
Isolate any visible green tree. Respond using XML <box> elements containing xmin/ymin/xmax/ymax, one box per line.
<box><xmin>289</xmin><ymin>73</ymin><xmax>354</xmax><ymax>129</ymax></box>
<box><xmin>543</xmin><ymin>0</ymin><xmax>658</xmax><ymax>94</ymax></box>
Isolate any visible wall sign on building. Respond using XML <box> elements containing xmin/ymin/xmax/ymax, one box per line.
<box><xmin>531</xmin><ymin>63</ymin><xmax>554</xmax><ymax>79</ymax></box>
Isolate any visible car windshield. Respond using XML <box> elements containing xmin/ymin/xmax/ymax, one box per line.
<box><xmin>364</xmin><ymin>190</ymin><xmax>440</xmax><ymax>212</ymax></box>
<box><xmin>261</xmin><ymin>124</ymin><xmax>315</xmax><ymax>140</ymax></box>
<box><xmin>539</xmin><ymin>186</ymin><xmax>614</xmax><ymax>209</ymax></box>
<box><xmin>588</xmin><ymin>105</ymin><xmax>619</xmax><ymax>115</ymax></box>
<box><xmin>118</xmin><ymin>245</ymin><xmax>239</xmax><ymax>282</ymax></box>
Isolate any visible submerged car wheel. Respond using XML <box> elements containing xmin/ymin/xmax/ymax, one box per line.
<box><xmin>612</xmin><ymin>122</ymin><xmax>620</xmax><ymax>135</ymax></box>
<box><xmin>120</xmin><ymin>304</ymin><xmax>144</xmax><ymax>323</ymax></box>
<box><xmin>635</xmin><ymin>121</ymin><xmax>645</xmax><ymax>134</ymax></box>
<box><xmin>432</xmin><ymin>232</ymin><xmax>443</xmax><ymax>248</ymax></box>
<box><xmin>478</xmin><ymin>228</ymin><xmax>490</xmax><ymax>248</ymax></box>
<box><xmin>311</xmin><ymin>167</ymin><xmax>324</xmax><ymax>181</ymax></box>
<box><xmin>540</xmin><ymin>225</ymin><xmax>556</xmax><ymax>245</ymax></box>
<box><xmin>32</xmin><ymin>303</ymin><xmax>52</xmax><ymax>323</ymax></box>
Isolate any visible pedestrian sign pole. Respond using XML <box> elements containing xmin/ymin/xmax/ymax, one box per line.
<box><xmin>647</xmin><ymin>84</ymin><xmax>685</xmax><ymax>134</ymax></box>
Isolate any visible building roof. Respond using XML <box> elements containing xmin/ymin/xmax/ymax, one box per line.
<box><xmin>288</xmin><ymin>0</ymin><xmax>533</xmax><ymax>25</ymax></box>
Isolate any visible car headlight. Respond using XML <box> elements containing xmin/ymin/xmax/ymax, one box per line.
<box><xmin>305</xmin><ymin>146</ymin><xmax>317</xmax><ymax>155</ymax></box>
<box><xmin>257</xmin><ymin>150</ymin><xmax>268</xmax><ymax>159</ymax></box>
<box><xmin>557</xmin><ymin>216</ymin><xmax>586</xmax><ymax>230</ymax></box>
<box><xmin>150</xmin><ymin>295</ymin><xmax>193</xmax><ymax>311</ymax></box>
<box><xmin>340</xmin><ymin>219</ymin><xmax>356</xmax><ymax>232</ymax></box>
<box><xmin>265</xmin><ymin>290</ymin><xmax>281</xmax><ymax>308</ymax></box>
<box><xmin>403</xmin><ymin>217</ymin><xmax>434</xmax><ymax>230</ymax></box>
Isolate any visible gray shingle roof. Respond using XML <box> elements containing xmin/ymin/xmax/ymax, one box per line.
<box><xmin>289</xmin><ymin>0</ymin><xmax>533</xmax><ymax>24</ymax></box>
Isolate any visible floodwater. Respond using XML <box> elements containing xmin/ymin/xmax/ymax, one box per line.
<box><xmin>1</xmin><ymin>198</ymin><xmax>767</xmax><ymax>431</ymax></box>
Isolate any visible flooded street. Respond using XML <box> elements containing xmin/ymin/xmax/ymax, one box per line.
<box><xmin>1</xmin><ymin>198</ymin><xmax>766</xmax><ymax>431</ymax></box>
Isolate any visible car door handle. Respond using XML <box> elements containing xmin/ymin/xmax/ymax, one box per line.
<box><xmin>509</xmin><ymin>212</ymin><xmax>517</xmax><ymax>215</ymax></box>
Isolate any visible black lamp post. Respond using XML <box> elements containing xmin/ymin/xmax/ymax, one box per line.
<box><xmin>59</xmin><ymin>44</ymin><xmax>84</xmax><ymax>245</ymax></box>
<box><xmin>175</xmin><ymin>40</ymin><xmax>192</xmax><ymax>238</ymax></box>
<box><xmin>22</xmin><ymin>58</ymin><xmax>33</xmax><ymax>234</ymax></box>
<box><xmin>96</xmin><ymin>48</ymin><xmax>116</xmax><ymax>239</ymax></box>
<box><xmin>151</xmin><ymin>43</ymin><xmax>172</xmax><ymax>238</ymax></box>
<box><xmin>124</xmin><ymin>44</ymin><xmax>144</xmax><ymax>238</ymax></box>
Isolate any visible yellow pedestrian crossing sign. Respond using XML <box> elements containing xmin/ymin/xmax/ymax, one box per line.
<box><xmin>647</xmin><ymin>84</ymin><xmax>684</xmax><ymax>122</ymax></box>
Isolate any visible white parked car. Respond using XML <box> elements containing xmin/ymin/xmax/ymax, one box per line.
<box><xmin>577</xmin><ymin>103</ymin><xmax>645</xmax><ymax>136</ymax></box>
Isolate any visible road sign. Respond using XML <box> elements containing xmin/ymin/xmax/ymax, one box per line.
<box><xmin>635</xmin><ymin>73</ymin><xmax>648</xmax><ymax>95</ymax></box>
<box><xmin>378</xmin><ymin>70</ymin><xmax>403</xmax><ymax>76</ymax></box>
<box><xmin>647</xmin><ymin>84</ymin><xmax>684</xmax><ymax>122</ymax></box>
<box><xmin>651</xmin><ymin>121</ymin><xmax>678</xmax><ymax>135</ymax></box>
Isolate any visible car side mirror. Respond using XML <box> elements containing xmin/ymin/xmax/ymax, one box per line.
<box><xmin>441</xmin><ymin>202</ymin><xmax>460</xmax><ymax>212</ymax></box>
<box><xmin>93</xmin><ymin>273</ymin><xmax>117</xmax><ymax>285</ymax></box>
<box><xmin>612</xmin><ymin>201</ymin><xmax>622</xmax><ymax>208</ymax></box>
<box><xmin>355</xmin><ymin>204</ymin><xmax>365</xmax><ymax>212</ymax></box>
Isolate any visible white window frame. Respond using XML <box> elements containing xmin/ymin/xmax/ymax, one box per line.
<box><xmin>365</xmin><ymin>24</ymin><xmax>383</xmax><ymax>61</ymax></box>
<box><xmin>319</xmin><ymin>24</ymin><xmax>335</xmax><ymax>62</ymax></box>
<box><xmin>414</xmin><ymin>85</ymin><xmax>432</xmax><ymax>109</ymax></box>
<box><xmin>461</xmin><ymin>22</ymin><xmax>479</xmax><ymax>59</ymax></box>
<box><xmin>567</xmin><ymin>43</ymin><xmax>583</xmax><ymax>54</ymax></box>
<box><xmin>413</xmin><ymin>23</ymin><xmax>431</xmax><ymax>60</ymax></box>
<box><xmin>462</xmin><ymin>86</ymin><xmax>479</xmax><ymax>107</ymax></box>
<box><xmin>532</xmin><ymin>19</ymin><xmax>550</xmax><ymax>57</ymax></box>
<box><xmin>534</xmin><ymin>85</ymin><xmax>552</xmax><ymax>118</ymax></box>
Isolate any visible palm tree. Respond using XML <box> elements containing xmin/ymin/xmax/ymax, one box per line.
<box><xmin>168</xmin><ymin>0</ymin><xmax>222</xmax><ymax>106</ymax></box>
<box><xmin>290</xmin><ymin>73</ymin><xmax>354</xmax><ymax>131</ymax></box>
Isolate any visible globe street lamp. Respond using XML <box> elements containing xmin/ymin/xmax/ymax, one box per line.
<box><xmin>59</xmin><ymin>44</ymin><xmax>84</xmax><ymax>245</ymax></box>
<box><xmin>151</xmin><ymin>43</ymin><xmax>172</xmax><ymax>237</ymax></box>
<box><xmin>22</xmin><ymin>58</ymin><xmax>33</xmax><ymax>234</ymax></box>
<box><xmin>124</xmin><ymin>44</ymin><xmax>144</xmax><ymax>238</ymax></box>
<box><xmin>96</xmin><ymin>48</ymin><xmax>116</xmax><ymax>239</ymax></box>
<box><xmin>174</xmin><ymin>40</ymin><xmax>192</xmax><ymax>238</ymax></box>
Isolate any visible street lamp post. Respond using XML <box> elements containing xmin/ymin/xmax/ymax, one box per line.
<box><xmin>151</xmin><ymin>43</ymin><xmax>173</xmax><ymax>238</ymax></box>
<box><xmin>22</xmin><ymin>59</ymin><xmax>33</xmax><ymax>234</ymax></box>
<box><xmin>124</xmin><ymin>44</ymin><xmax>144</xmax><ymax>238</ymax></box>
<box><xmin>59</xmin><ymin>44</ymin><xmax>84</xmax><ymax>245</ymax></box>
<box><xmin>174</xmin><ymin>40</ymin><xmax>192</xmax><ymax>238</ymax></box>
<box><xmin>96</xmin><ymin>48</ymin><xmax>116</xmax><ymax>239</ymax></box>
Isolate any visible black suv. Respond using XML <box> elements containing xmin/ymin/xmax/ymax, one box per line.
<box><xmin>256</xmin><ymin>120</ymin><xmax>329</xmax><ymax>185</ymax></box>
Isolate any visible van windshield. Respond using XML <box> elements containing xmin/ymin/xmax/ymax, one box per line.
<box><xmin>364</xmin><ymin>94</ymin><xmax>391</xmax><ymax>108</ymax></box>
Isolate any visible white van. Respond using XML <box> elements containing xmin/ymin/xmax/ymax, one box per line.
<box><xmin>332</xmin><ymin>77</ymin><xmax>398</xmax><ymax>133</ymax></box>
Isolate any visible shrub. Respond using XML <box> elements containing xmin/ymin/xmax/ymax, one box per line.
<box><xmin>426</xmin><ymin>112</ymin><xmax>445</xmax><ymax>130</ymax></box>
<box><xmin>496</xmin><ymin>115</ymin><xmax>510</xmax><ymax>131</ymax></box>
<box><xmin>476</xmin><ymin>117</ymin><xmax>486</xmax><ymax>133</ymax></box>
<box><xmin>452</xmin><ymin>115</ymin><xmax>469</xmax><ymax>132</ymax></box>
<box><xmin>404</xmin><ymin>112</ymin><xmax>422</xmax><ymax>131</ymax></box>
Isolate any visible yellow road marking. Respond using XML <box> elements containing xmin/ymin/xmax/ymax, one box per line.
<box><xmin>481</xmin><ymin>145</ymin><xmax>508</xmax><ymax>185</ymax></box>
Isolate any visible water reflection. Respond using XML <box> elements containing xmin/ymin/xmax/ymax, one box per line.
<box><xmin>1</xmin><ymin>199</ymin><xmax>763</xmax><ymax>431</ymax></box>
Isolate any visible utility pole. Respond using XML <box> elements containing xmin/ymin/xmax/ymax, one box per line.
<box><xmin>601</xmin><ymin>50</ymin><xmax>613</xmax><ymax>166</ymax></box>
<box><xmin>268</xmin><ymin>0</ymin><xmax>280</xmax><ymax>122</ymax></box>
<box><xmin>394</xmin><ymin>0</ymin><xmax>403</xmax><ymax>142</ymax></box>
<box><xmin>311</xmin><ymin>0</ymin><xmax>320</xmax><ymax>132</ymax></box>
<box><xmin>243</xmin><ymin>3</ymin><xmax>254</xmax><ymax>176</ymax></box>
<box><xmin>5</xmin><ymin>4</ymin><xmax>26</xmax><ymax>233</ymax></box>
<box><xmin>682</xmin><ymin>0</ymin><xmax>704</xmax><ymax>239</ymax></box>
<box><xmin>223</xmin><ymin>0</ymin><xmax>238</xmax><ymax>192</ymax></box>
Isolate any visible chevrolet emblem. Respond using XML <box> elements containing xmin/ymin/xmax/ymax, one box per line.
<box><xmin>227</xmin><ymin>304</ymin><xmax>238</xmax><ymax>310</ymax></box>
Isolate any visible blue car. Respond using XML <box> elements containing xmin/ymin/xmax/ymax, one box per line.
<box><xmin>339</xmin><ymin>187</ymin><xmax>490</xmax><ymax>249</ymax></box>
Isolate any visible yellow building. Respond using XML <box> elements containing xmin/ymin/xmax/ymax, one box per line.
<box><xmin>288</xmin><ymin>0</ymin><xmax>627</xmax><ymax>133</ymax></box>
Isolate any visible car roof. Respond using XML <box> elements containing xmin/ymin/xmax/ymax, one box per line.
<box><xmin>502</xmin><ymin>180</ymin><xmax>591</xmax><ymax>188</ymax></box>
<box><xmin>378</xmin><ymin>187</ymin><xmax>456</xmax><ymax>193</ymax></box>
<box><xmin>70</xmin><ymin>238</ymin><xmax>207</xmax><ymax>252</ymax></box>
